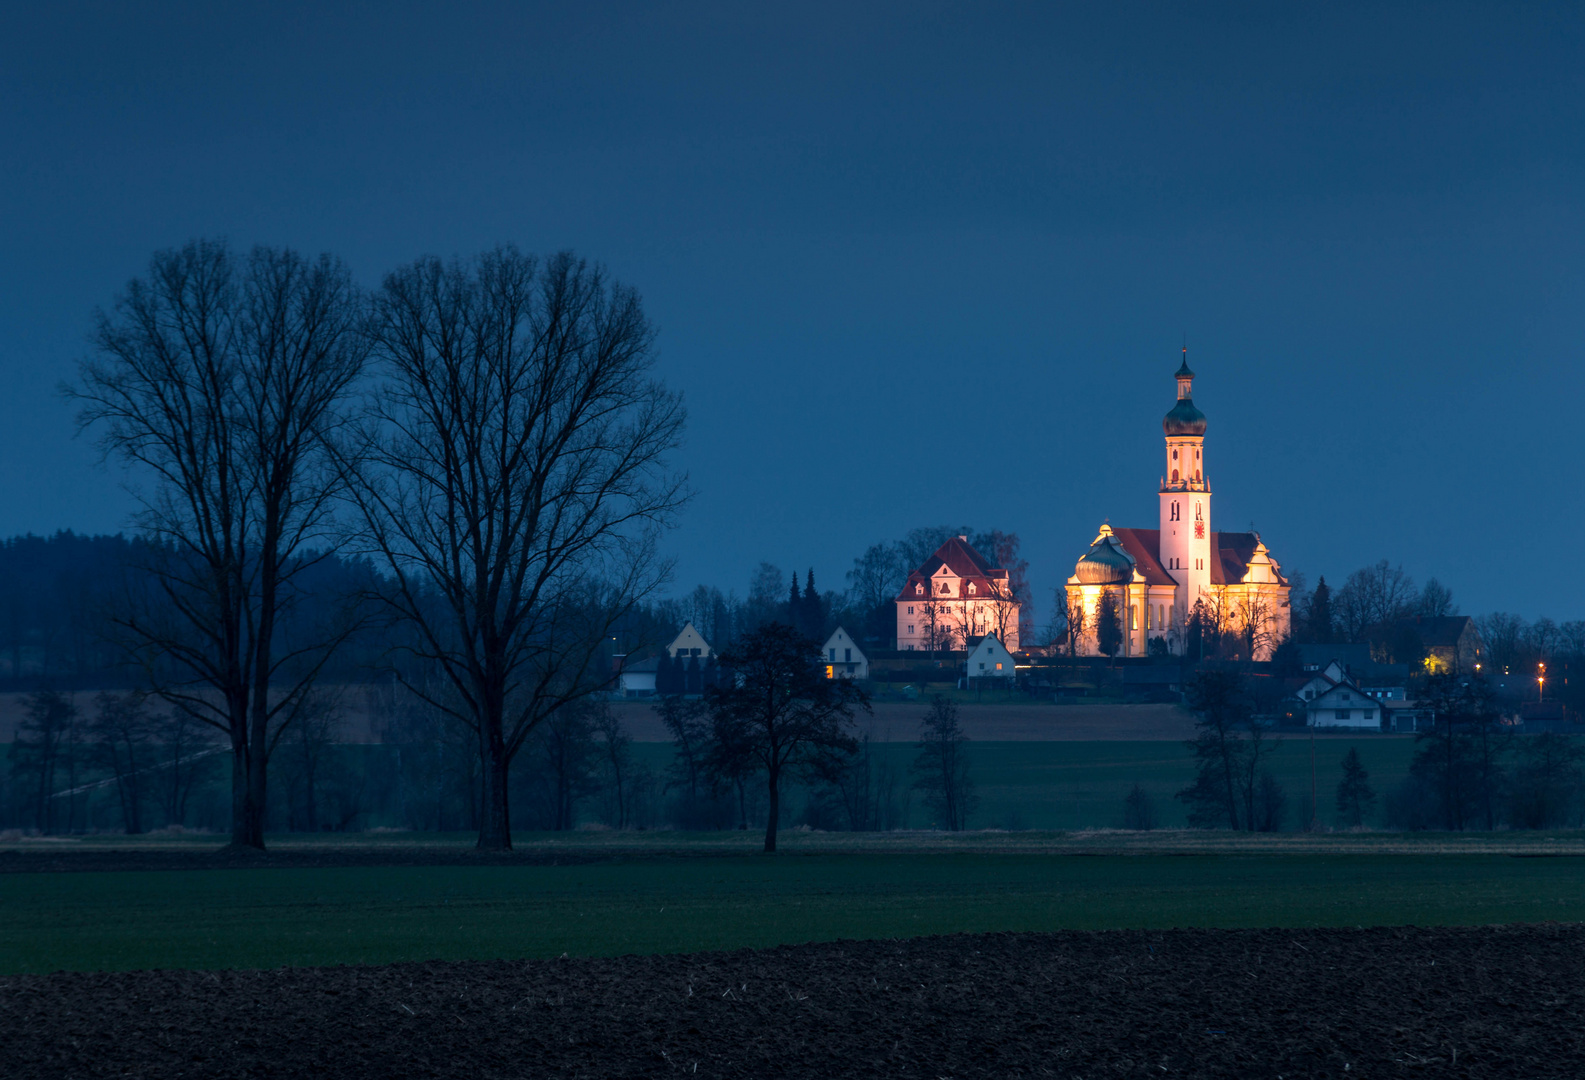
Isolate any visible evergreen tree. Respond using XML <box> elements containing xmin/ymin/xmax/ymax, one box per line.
<box><xmin>1309</xmin><ymin>576</ymin><xmax>1335</xmax><ymax>644</ymax></box>
<box><xmin>787</xmin><ymin>573</ymin><xmax>801</xmax><ymax>625</ymax></box>
<box><xmin>803</xmin><ymin>568</ymin><xmax>822</xmax><ymax>638</ymax></box>
<box><xmin>1335</xmin><ymin>747</ymin><xmax>1376</xmax><ymax>828</ymax></box>
<box><xmin>1096</xmin><ymin>591</ymin><xmax>1123</xmax><ymax>659</ymax></box>
<box><xmin>655</xmin><ymin>652</ymin><xmax>676</xmax><ymax>696</ymax></box>
<box><xmin>685</xmin><ymin>655</ymin><xmax>703</xmax><ymax>695</ymax></box>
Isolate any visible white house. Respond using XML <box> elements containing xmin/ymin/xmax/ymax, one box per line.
<box><xmin>1306</xmin><ymin>677</ymin><xmax>1384</xmax><ymax>730</ymax></box>
<box><xmin>821</xmin><ymin>627</ymin><xmax>868</xmax><ymax>680</ymax></box>
<box><xmin>616</xmin><ymin>655</ymin><xmax>658</xmax><ymax>697</ymax></box>
<box><xmin>965</xmin><ymin>634</ymin><xmax>1015</xmax><ymax>683</ymax></box>
<box><xmin>667</xmin><ymin>622</ymin><xmax>712</xmax><ymax>660</ymax></box>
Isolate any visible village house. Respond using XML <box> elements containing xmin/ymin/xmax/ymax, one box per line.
<box><xmin>821</xmin><ymin>627</ymin><xmax>868</xmax><ymax>679</ymax></box>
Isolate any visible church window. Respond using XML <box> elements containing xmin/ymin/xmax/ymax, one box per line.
<box><xmin>1195</xmin><ymin>470</ymin><xmax>1201</xmax><ymax>481</ymax></box>
<box><xmin>1130</xmin><ymin>606</ymin><xmax>1138</xmax><ymax>630</ymax></box>
<box><xmin>1195</xmin><ymin>502</ymin><xmax>1202</xmax><ymax>521</ymax></box>
<box><xmin>1172</xmin><ymin>449</ymin><xmax>1178</xmax><ymax>460</ymax></box>
<box><xmin>1171</xmin><ymin>502</ymin><xmax>1180</xmax><ymax>521</ymax></box>
<box><xmin>1171</xmin><ymin>469</ymin><xmax>1179</xmax><ymax>482</ymax></box>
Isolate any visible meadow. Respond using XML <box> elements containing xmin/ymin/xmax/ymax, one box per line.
<box><xmin>5</xmin><ymin>835</ymin><xmax>1585</xmax><ymax>974</ymax></box>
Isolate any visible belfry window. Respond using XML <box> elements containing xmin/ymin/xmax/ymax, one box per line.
<box><xmin>1170</xmin><ymin>503</ymin><xmax>1179</xmax><ymax>521</ymax></box>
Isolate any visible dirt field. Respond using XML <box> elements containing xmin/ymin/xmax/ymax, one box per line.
<box><xmin>0</xmin><ymin>692</ymin><xmax>1196</xmax><ymax>743</ymax></box>
<box><xmin>2</xmin><ymin>925</ymin><xmax>1580</xmax><ymax>1078</ymax></box>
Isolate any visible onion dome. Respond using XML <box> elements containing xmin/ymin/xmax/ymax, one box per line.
<box><xmin>1163</xmin><ymin>397</ymin><xmax>1207</xmax><ymax>436</ymax></box>
<box><xmin>1165</xmin><ymin>349</ymin><xmax>1206</xmax><ymax>435</ymax></box>
<box><xmin>1075</xmin><ymin>535</ymin><xmax>1134</xmax><ymax>585</ymax></box>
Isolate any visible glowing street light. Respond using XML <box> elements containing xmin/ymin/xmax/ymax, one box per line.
<box><xmin>1539</xmin><ymin>662</ymin><xmax>1547</xmax><ymax>703</ymax></box>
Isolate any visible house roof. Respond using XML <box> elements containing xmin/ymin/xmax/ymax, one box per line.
<box><xmin>1392</xmin><ymin>615</ymin><xmax>1477</xmax><ymax>648</ymax></box>
<box><xmin>897</xmin><ymin>536</ymin><xmax>1009</xmax><ymax>599</ymax></box>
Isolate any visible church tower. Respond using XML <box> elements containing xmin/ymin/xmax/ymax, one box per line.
<box><xmin>1158</xmin><ymin>350</ymin><xmax>1211</xmax><ymax>628</ymax></box>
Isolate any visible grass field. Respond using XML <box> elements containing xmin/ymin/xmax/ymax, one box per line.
<box><xmin>628</xmin><ymin>736</ymin><xmax>1420</xmax><ymax>830</ymax></box>
<box><xmin>5</xmin><ymin>841</ymin><xmax>1585</xmax><ymax>974</ymax></box>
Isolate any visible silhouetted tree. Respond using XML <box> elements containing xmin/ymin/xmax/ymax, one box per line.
<box><xmin>72</xmin><ymin>239</ymin><xmax>369</xmax><ymax>848</ymax></box>
<box><xmin>1096</xmin><ymin>590</ymin><xmax>1123</xmax><ymax>660</ymax></box>
<box><xmin>706</xmin><ymin>623</ymin><xmax>867</xmax><ymax>852</ymax></box>
<box><xmin>912</xmin><ymin>696</ymin><xmax>976</xmax><ymax>831</ymax></box>
<box><xmin>1509</xmin><ymin>733</ymin><xmax>1584</xmax><ymax>829</ymax></box>
<box><xmin>1123</xmin><ymin>783</ymin><xmax>1156</xmax><ymax>830</ymax></box>
<box><xmin>1307</xmin><ymin>576</ymin><xmax>1334</xmax><ymax>644</ymax></box>
<box><xmin>348</xmin><ymin>248</ymin><xmax>686</xmax><ymax>850</ymax></box>
<box><xmin>1335</xmin><ymin>747</ymin><xmax>1376</xmax><ymax>828</ymax></box>
<box><xmin>89</xmin><ymin>691</ymin><xmax>158</xmax><ymax>834</ymax></box>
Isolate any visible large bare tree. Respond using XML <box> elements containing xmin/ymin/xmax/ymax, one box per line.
<box><xmin>72</xmin><ymin>240</ymin><xmax>368</xmax><ymax>849</ymax></box>
<box><xmin>350</xmin><ymin>248</ymin><xmax>685</xmax><ymax>850</ymax></box>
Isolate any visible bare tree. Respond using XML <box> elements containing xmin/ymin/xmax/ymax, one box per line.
<box><xmin>89</xmin><ymin>691</ymin><xmax>159</xmax><ymax>834</ymax></box>
<box><xmin>912</xmin><ymin>696</ymin><xmax>977</xmax><ymax>830</ymax></box>
<box><xmin>706</xmin><ymin>623</ymin><xmax>867</xmax><ymax>852</ymax></box>
<box><xmin>349</xmin><ymin>248</ymin><xmax>686</xmax><ymax>850</ymax></box>
<box><xmin>71</xmin><ymin>240</ymin><xmax>368</xmax><ymax>848</ymax></box>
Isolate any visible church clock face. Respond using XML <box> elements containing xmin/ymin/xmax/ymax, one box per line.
<box><xmin>1194</xmin><ymin>521</ymin><xmax>1205</xmax><ymax>539</ymax></box>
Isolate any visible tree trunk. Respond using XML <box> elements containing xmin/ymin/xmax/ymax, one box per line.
<box><xmin>764</xmin><ymin>768</ymin><xmax>780</xmax><ymax>853</ymax></box>
<box><xmin>478</xmin><ymin>720</ymin><xmax>512</xmax><ymax>850</ymax></box>
<box><xmin>229</xmin><ymin>729</ymin><xmax>253</xmax><ymax>847</ymax></box>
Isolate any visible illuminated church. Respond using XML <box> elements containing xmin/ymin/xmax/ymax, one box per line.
<box><xmin>1065</xmin><ymin>353</ymin><xmax>1290</xmax><ymax>659</ymax></box>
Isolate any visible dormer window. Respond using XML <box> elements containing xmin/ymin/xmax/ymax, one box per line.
<box><xmin>967</xmin><ymin>582</ymin><xmax>977</xmax><ymax>595</ymax></box>
<box><xmin>915</xmin><ymin>583</ymin><xmax>924</xmax><ymax>595</ymax></box>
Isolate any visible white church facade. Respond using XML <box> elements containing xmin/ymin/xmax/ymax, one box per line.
<box><xmin>1065</xmin><ymin>353</ymin><xmax>1290</xmax><ymax>660</ymax></box>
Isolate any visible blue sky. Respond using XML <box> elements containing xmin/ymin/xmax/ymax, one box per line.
<box><xmin>1</xmin><ymin>3</ymin><xmax>1581</xmax><ymax>619</ymax></box>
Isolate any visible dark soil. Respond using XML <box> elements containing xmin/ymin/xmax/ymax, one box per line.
<box><xmin>3</xmin><ymin>926</ymin><xmax>1582</xmax><ymax>1078</ymax></box>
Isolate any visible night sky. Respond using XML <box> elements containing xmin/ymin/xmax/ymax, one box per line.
<box><xmin>2</xmin><ymin>3</ymin><xmax>1581</xmax><ymax>621</ymax></box>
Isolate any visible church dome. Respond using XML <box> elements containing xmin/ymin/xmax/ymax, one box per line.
<box><xmin>1163</xmin><ymin>398</ymin><xmax>1207</xmax><ymax>436</ymax></box>
<box><xmin>1075</xmin><ymin>536</ymin><xmax>1134</xmax><ymax>585</ymax></box>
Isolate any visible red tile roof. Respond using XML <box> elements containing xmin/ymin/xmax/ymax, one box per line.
<box><xmin>896</xmin><ymin>536</ymin><xmax>1009</xmax><ymax>600</ymax></box>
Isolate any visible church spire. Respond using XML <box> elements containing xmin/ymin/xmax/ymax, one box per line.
<box><xmin>1175</xmin><ymin>347</ymin><xmax>1194</xmax><ymax>399</ymax></box>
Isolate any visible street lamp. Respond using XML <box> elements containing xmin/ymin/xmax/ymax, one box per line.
<box><xmin>1538</xmin><ymin>662</ymin><xmax>1547</xmax><ymax>703</ymax></box>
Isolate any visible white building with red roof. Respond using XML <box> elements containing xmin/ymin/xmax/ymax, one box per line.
<box><xmin>1064</xmin><ymin>353</ymin><xmax>1290</xmax><ymax>660</ymax></box>
<box><xmin>896</xmin><ymin>535</ymin><xmax>1021</xmax><ymax>651</ymax></box>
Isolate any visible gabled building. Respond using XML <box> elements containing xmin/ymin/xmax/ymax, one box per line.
<box><xmin>1065</xmin><ymin>353</ymin><xmax>1290</xmax><ymax>659</ymax></box>
<box><xmin>821</xmin><ymin>627</ymin><xmax>868</xmax><ymax>680</ymax></box>
<box><xmin>666</xmin><ymin>621</ymin><xmax>713</xmax><ymax>660</ymax></box>
<box><xmin>965</xmin><ymin>634</ymin><xmax>1014</xmax><ymax>682</ymax></box>
<box><xmin>1390</xmin><ymin>615</ymin><xmax>1483</xmax><ymax>674</ymax></box>
<box><xmin>896</xmin><ymin>535</ymin><xmax>1021</xmax><ymax>651</ymax></box>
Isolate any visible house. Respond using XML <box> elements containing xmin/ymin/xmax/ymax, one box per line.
<box><xmin>1390</xmin><ymin>615</ymin><xmax>1484</xmax><ymax>674</ymax></box>
<box><xmin>667</xmin><ymin>621</ymin><xmax>713</xmax><ymax>660</ymax></box>
<box><xmin>964</xmin><ymin>634</ymin><xmax>1015</xmax><ymax>683</ymax></box>
<box><xmin>615</xmin><ymin>654</ymin><xmax>659</xmax><ymax>697</ymax></box>
<box><xmin>896</xmin><ymin>535</ymin><xmax>1021</xmax><ymax>651</ymax></box>
<box><xmin>1305</xmin><ymin>675</ymin><xmax>1385</xmax><ymax>730</ymax></box>
<box><xmin>821</xmin><ymin>627</ymin><xmax>868</xmax><ymax>680</ymax></box>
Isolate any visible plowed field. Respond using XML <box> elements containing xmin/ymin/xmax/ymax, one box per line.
<box><xmin>3</xmin><ymin>925</ymin><xmax>1580</xmax><ymax>1078</ymax></box>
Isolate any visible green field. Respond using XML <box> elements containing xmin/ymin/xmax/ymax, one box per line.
<box><xmin>632</xmin><ymin>736</ymin><xmax>1420</xmax><ymax>830</ymax></box>
<box><xmin>5</xmin><ymin>843</ymin><xmax>1585</xmax><ymax>974</ymax></box>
